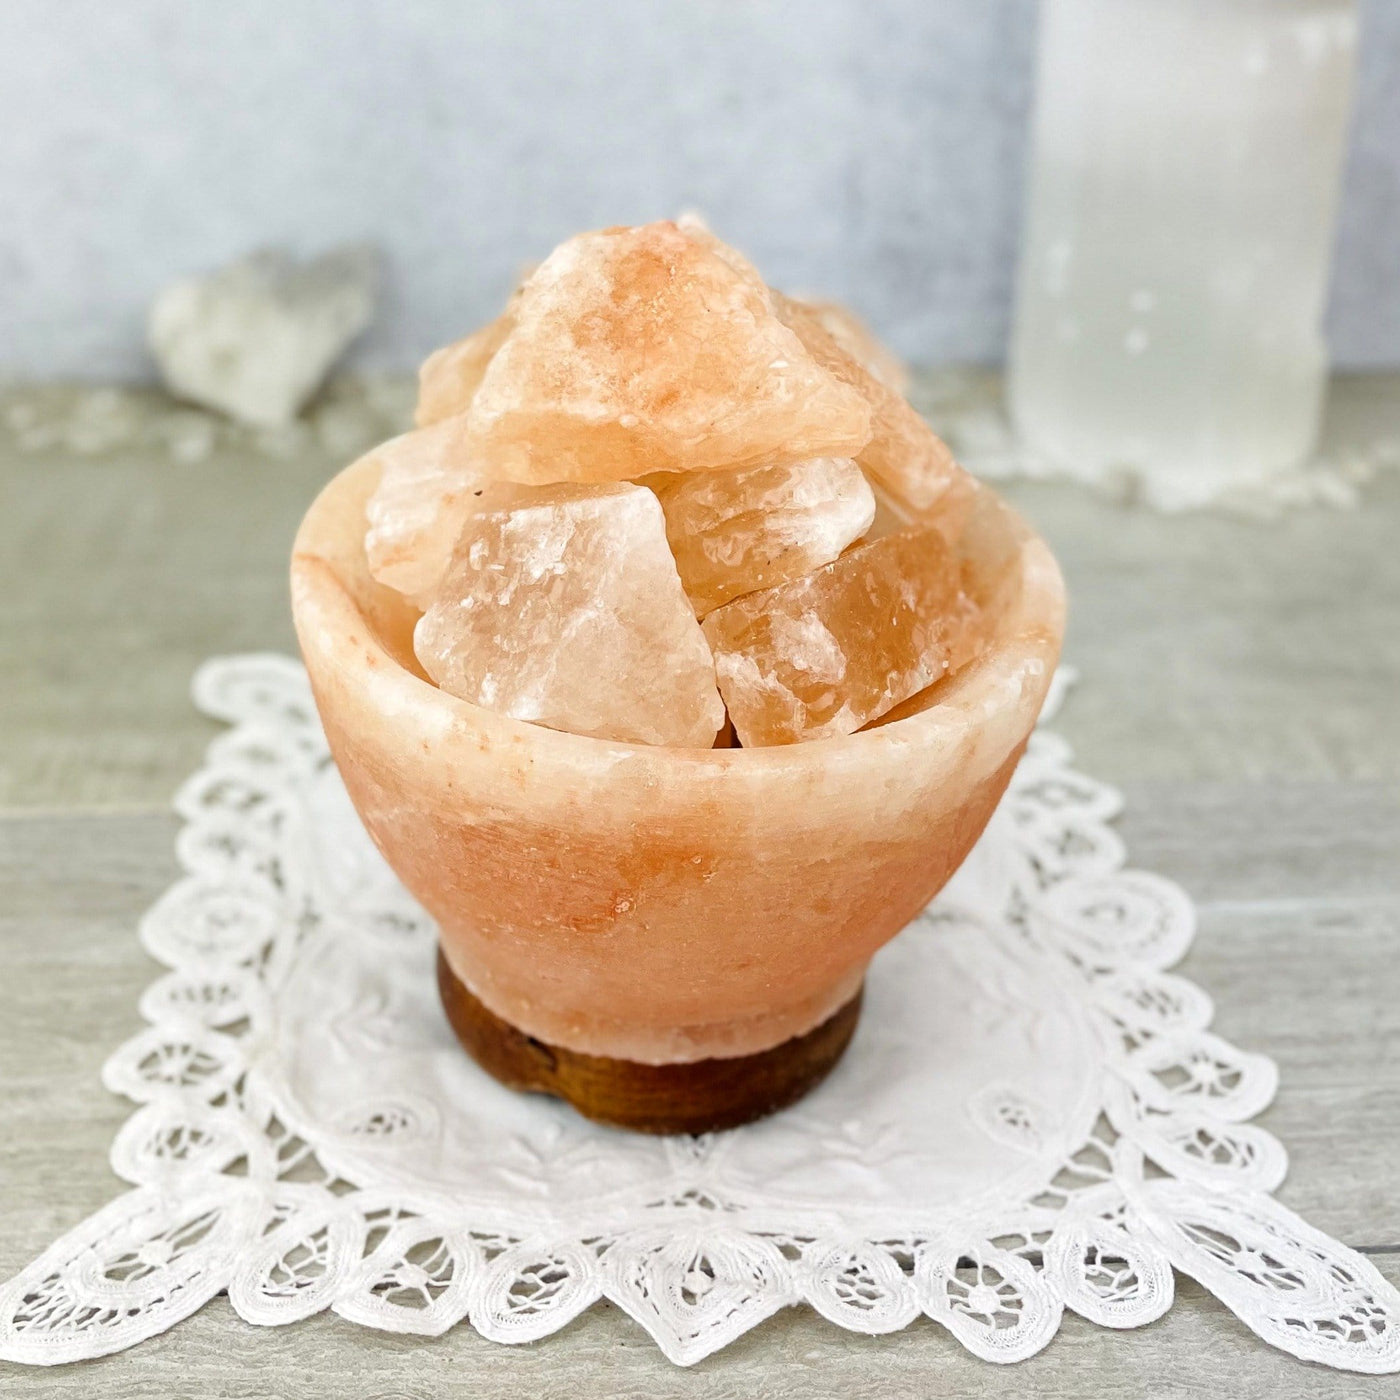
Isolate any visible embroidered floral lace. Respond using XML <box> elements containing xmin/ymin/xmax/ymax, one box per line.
<box><xmin>2</xmin><ymin>656</ymin><xmax>1395</xmax><ymax>1370</ymax></box>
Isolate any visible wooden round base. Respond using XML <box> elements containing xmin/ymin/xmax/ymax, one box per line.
<box><xmin>436</xmin><ymin>948</ymin><xmax>862</xmax><ymax>1135</ymax></box>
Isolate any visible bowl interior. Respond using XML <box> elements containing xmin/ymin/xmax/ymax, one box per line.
<box><xmin>294</xmin><ymin>456</ymin><xmax>1064</xmax><ymax>754</ymax></box>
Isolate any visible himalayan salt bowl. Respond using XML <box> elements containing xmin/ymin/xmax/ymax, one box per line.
<box><xmin>291</xmin><ymin>455</ymin><xmax>1065</xmax><ymax>1132</ymax></box>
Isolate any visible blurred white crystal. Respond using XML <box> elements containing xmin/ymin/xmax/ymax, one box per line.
<box><xmin>1007</xmin><ymin>0</ymin><xmax>1357</xmax><ymax>507</ymax></box>
<box><xmin>148</xmin><ymin>245</ymin><xmax>378</xmax><ymax>426</ymax></box>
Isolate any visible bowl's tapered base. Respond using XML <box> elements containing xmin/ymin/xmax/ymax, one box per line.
<box><xmin>437</xmin><ymin>948</ymin><xmax>862</xmax><ymax>1135</ymax></box>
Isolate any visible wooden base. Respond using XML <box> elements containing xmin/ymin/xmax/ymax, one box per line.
<box><xmin>436</xmin><ymin>948</ymin><xmax>862</xmax><ymax>1135</ymax></box>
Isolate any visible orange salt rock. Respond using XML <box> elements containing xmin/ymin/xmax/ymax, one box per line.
<box><xmin>414</xmin><ymin>310</ymin><xmax>516</xmax><ymax>428</ymax></box>
<box><xmin>787</xmin><ymin>296</ymin><xmax>909</xmax><ymax>395</ymax></box>
<box><xmin>862</xmin><ymin>478</ymin><xmax>916</xmax><ymax>542</ymax></box>
<box><xmin>701</xmin><ymin>525</ymin><xmax>971</xmax><ymax>747</ymax></box>
<box><xmin>863</xmin><ymin>585</ymin><xmax>991</xmax><ymax>731</ymax></box>
<box><xmin>943</xmin><ymin>582</ymin><xmax>991</xmax><ymax>675</ymax></box>
<box><xmin>646</xmin><ymin>457</ymin><xmax>875</xmax><ymax>617</ymax></box>
<box><xmin>363</xmin><ymin>420</ymin><xmax>523</xmax><ymax>609</ymax></box>
<box><xmin>414</xmin><ymin>482</ymin><xmax>724</xmax><ymax>747</ymax></box>
<box><xmin>775</xmin><ymin>291</ymin><xmax>971</xmax><ymax>522</ymax></box>
<box><xmin>674</xmin><ymin>210</ymin><xmax>769</xmax><ymax>290</ymax></box>
<box><xmin>459</xmin><ymin>222</ymin><xmax>872</xmax><ymax>485</ymax></box>
<box><xmin>861</xmin><ymin>473</ymin><xmax>976</xmax><ymax>553</ymax></box>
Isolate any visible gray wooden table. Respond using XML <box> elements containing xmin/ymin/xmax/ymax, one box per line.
<box><xmin>2</xmin><ymin>375</ymin><xmax>1398</xmax><ymax>1397</ymax></box>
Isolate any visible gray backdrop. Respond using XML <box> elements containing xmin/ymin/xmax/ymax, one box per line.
<box><xmin>2</xmin><ymin>0</ymin><xmax>1397</xmax><ymax>378</ymax></box>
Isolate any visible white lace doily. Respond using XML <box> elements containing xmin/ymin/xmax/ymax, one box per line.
<box><xmin>2</xmin><ymin>655</ymin><xmax>1396</xmax><ymax>1371</ymax></box>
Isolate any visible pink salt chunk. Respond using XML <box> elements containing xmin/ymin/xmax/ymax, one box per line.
<box><xmin>866</xmin><ymin>582</ymin><xmax>991</xmax><ymax>729</ymax></box>
<box><xmin>775</xmin><ymin>292</ymin><xmax>973</xmax><ymax>527</ymax></box>
<box><xmin>457</xmin><ymin>222</ymin><xmax>872</xmax><ymax>485</ymax></box>
<box><xmin>414</xmin><ymin>483</ymin><xmax>724</xmax><ymax>747</ymax></box>
<box><xmin>674</xmin><ymin>211</ymin><xmax>769</xmax><ymax>290</ymax></box>
<box><xmin>860</xmin><ymin>473</ymin><xmax>976</xmax><ymax>553</ymax></box>
<box><xmin>363</xmin><ymin>421</ymin><xmax>523</xmax><ymax>609</ymax></box>
<box><xmin>414</xmin><ymin>310</ymin><xmax>516</xmax><ymax>428</ymax></box>
<box><xmin>786</xmin><ymin>295</ymin><xmax>909</xmax><ymax>394</ymax></box>
<box><xmin>647</xmin><ymin>457</ymin><xmax>875</xmax><ymax>617</ymax></box>
<box><xmin>701</xmin><ymin>525</ymin><xmax>980</xmax><ymax>746</ymax></box>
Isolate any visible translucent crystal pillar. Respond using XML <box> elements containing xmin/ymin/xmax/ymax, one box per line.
<box><xmin>1007</xmin><ymin>0</ymin><xmax>1357</xmax><ymax>508</ymax></box>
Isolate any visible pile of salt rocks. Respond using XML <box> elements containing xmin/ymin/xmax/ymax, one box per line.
<box><xmin>363</xmin><ymin>219</ymin><xmax>985</xmax><ymax>749</ymax></box>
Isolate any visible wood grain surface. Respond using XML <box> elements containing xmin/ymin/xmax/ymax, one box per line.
<box><xmin>1</xmin><ymin>372</ymin><xmax>1397</xmax><ymax>1396</ymax></box>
